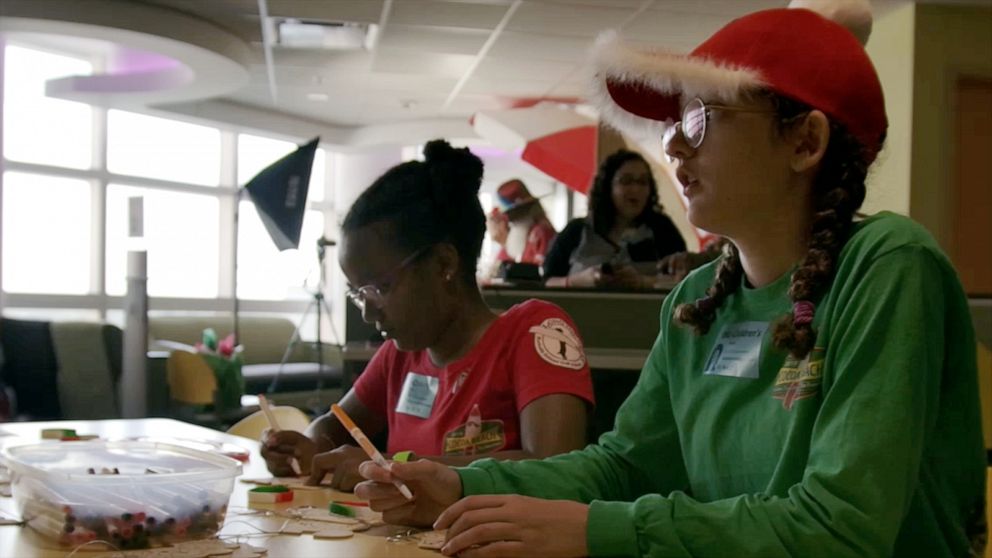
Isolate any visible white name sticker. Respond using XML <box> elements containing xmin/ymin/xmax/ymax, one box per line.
<box><xmin>395</xmin><ymin>372</ymin><xmax>439</xmax><ymax>419</ymax></box>
<box><xmin>703</xmin><ymin>321</ymin><xmax>769</xmax><ymax>379</ymax></box>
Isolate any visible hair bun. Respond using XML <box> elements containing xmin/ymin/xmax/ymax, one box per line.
<box><xmin>422</xmin><ymin>139</ymin><xmax>457</xmax><ymax>164</ymax></box>
<box><xmin>422</xmin><ymin>139</ymin><xmax>484</xmax><ymax>200</ymax></box>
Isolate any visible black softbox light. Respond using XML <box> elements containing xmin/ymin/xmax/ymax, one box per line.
<box><xmin>234</xmin><ymin>136</ymin><xmax>319</xmax><ymax>344</ymax></box>
<box><xmin>243</xmin><ymin>137</ymin><xmax>319</xmax><ymax>250</ymax></box>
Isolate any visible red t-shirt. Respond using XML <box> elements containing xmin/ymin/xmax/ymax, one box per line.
<box><xmin>352</xmin><ymin>299</ymin><xmax>594</xmax><ymax>457</ymax></box>
<box><xmin>497</xmin><ymin>218</ymin><xmax>558</xmax><ymax>266</ymax></box>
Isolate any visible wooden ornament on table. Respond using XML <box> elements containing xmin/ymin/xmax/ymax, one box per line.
<box><xmin>417</xmin><ymin>529</ymin><xmax>447</xmax><ymax>550</ymax></box>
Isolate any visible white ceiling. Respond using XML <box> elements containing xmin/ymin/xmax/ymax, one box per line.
<box><xmin>138</xmin><ymin>0</ymin><xmax>789</xmax><ymax>127</ymax></box>
<box><xmin>3</xmin><ymin>0</ymin><xmax>988</xmax><ymax>141</ymax></box>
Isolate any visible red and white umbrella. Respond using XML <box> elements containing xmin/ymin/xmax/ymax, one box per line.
<box><xmin>472</xmin><ymin>103</ymin><xmax>597</xmax><ymax>194</ymax></box>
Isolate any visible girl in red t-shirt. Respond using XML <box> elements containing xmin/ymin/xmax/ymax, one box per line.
<box><xmin>261</xmin><ymin>140</ymin><xmax>594</xmax><ymax>490</ymax></box>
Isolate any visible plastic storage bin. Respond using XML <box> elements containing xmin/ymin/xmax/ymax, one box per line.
<box><xmin>0</xmin><ymin>440</ymin><xmax>242</xmax><ymax>549</ymax></box>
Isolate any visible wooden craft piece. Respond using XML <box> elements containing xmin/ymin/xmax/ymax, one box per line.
<box><xmin>284</xmin><ymin>506</ymin><xmax>359</xmax><ymax>525</ymax></box>
<box><xmin>311</xmin><ymin>526</ymin><xmax>354</xmax><ymax>539</ymax></box>
<box><xmin>278</xmin><ymin>518</ymin><xmax>354</xmax><ymax>539</ymax></box>
<box><xmin>418</xmin><ymin>529</ymin><xmax>448</xmax><ymax>550</ymax></box>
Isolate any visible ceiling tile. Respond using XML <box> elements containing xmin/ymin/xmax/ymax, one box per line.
<box><xmin>264</xmin><ymin>0</ymin><xmax>385</xmax><ymax>23</ymax></box>
<box><xmin>371</xmin><ymin>50</ymin><xmax>476</xmax><ymax>78</ymax></box>
<box><xmin>621</xmin><ymin>11</ymin><xmax>732</xmax><ymax>45</ymax></box>
<box><xmin>378</xmin><ymin>25</ymin><xmax>491</xmax><ymax>55</ymax></box>
<box><xmin>473</xmin><ymin>55</ymin><xmax>574</xmax><ymax>82</ymax></box>
<box><xmin>506</xmin><ymin>2</ymin><xmax>634</xmax><ymax>36</ymax></box>
<box><xmin>461</xmin><ymin>77</ymin><xmax>565</xmax><ymax>98</ymax></box>
<box><xmin>139</xmin><ymin>0</ymin><xmax>262</xmax><ymax>41</ymax></box>
<box><xmin>488</xmin><ymin>31</ymin><xmax>590</xmax><ymax>62</ymax></box>
<box><xmin>390</xmin><ymin>0</ymin><xmax>511</xmax><ymax>29</ymax></box>
<box><xmin>364</xmin><ymin>73</ymin><xmax>460</xmax><ymax>94</ymax></box>
<box><xmin>526</xmin><ymin>0</ymin><xmax>647</xmax><ymax>7</ymax></box>
<box><xmin>647</xmin><ymin>0</ymin><xmax>786</xmax><ymax>17</ymax></box>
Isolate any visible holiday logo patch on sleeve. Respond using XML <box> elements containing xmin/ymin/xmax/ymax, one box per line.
<box><xmin>528</xmin><ymin>318</ymin><xmax>586</xmax><ymax>369</ymax></box>
<box><xmin>772</xmin><ymin>347</ymin><xmax>825</xmax><ymax>410</ymax></box>
<box><xmin>442</xmin><ymin>404</ymin><xmax>506</xmax><ymax>456</ymax></box>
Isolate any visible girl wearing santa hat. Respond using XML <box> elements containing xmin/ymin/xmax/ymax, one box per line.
<box><xmin>354</xmin><ymin>3</ymin><xmax>986</xmax><ymax>557</ymax></box>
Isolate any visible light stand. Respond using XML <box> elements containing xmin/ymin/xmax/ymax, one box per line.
<box><xmin>267</xmin><ymin>236</ymin><xmax>340</xmax><ymax>397</ymax></box>
<box><xmin>233</xmin><ymin>137</ymin><xmax>319</xmax><ymax>348</ymax></box>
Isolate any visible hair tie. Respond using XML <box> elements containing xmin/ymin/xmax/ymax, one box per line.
<box><xmin>696</xmin><ymin>297</ymin><xmax>717</xmax><ymax>315</ymax></box>
<box><xmin>793</xmin><ymin>300</ymin><xmax>815</xmax><ymax>326</ymax></box>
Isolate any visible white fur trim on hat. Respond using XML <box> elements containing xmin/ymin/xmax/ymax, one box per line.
<box><xmin>587</xmin><ymin>30</ymin><xmax>765</xmax><ymax>138</ymax></box>
<box><xmin>788</xmin><ymin>0</ymin><xmax>873</xmax><ymax>44</ymax></box>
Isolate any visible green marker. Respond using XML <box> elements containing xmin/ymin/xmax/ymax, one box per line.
<box><xmin>328</xmin><ymin>502</ymin><xmax>355</xmax><ymax>517</ymax></box>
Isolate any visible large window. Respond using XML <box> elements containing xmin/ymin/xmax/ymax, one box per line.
<box><xmin>2</xmin><ymin>45</ymin><xmax>93</xmax><ymax>169</ymax></box>
<box><xmin>2</xmin><ymin>172</ymin><xmax>92</xmax><ymax>294</ymax></box>
<box><xmin>1</xmin><ymin>43</ymin><xmax>333</xmax><ymax>327</ymax></box>
<box><xmin>107</xmin><ymin>110</ymin><xmax>222</xmax><ymax>186</ymax></box>
<box><xmin>105</xmin><ymin>185</ymin><xmax>220</xmax><ymax>298</ymax></box>
<box><xmin>237</xmin><ymin>203</ymin><xmax>324</xmax><ymax>300</ymax></box>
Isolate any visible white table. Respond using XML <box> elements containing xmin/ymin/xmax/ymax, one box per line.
<box><xmin>0</xmin><ymin>418</ymin><xmax>437</xmax><ymax>557</ymax></box>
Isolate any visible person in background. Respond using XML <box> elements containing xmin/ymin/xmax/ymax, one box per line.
<box><xmin>261</xmin><ymin>140</ymin><xmax>594</xmax><ymax>491</ymax></box>
<box><xmin>354</xmin><ymin>3</ymin><xmax>986</xmax><ymax>557</ymax></box>
<box><xmin>486</xmin><ymin>179</ymin><xmax>557</xmax><ymax>271</ymax></box>
<box><xmin>543</xmin><ymin>149</ymin><xmax>685</xmax><ymax>289</ymax></box>
<box><xmin>657</xmin><ymin>236</ymin><xmax>730</xmax><ymax>281</ymax></box>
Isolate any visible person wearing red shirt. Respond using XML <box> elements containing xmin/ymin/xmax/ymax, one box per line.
<box><xmin>487</xmin><ymin>179</ymin><xmax>557</xmax><ymax>268</ymax></box>
<box><xmin>355</xmin><ymin>298</ymin><xmax>591</xmax><ymax>457</ymax></box>
<box><xmin>261</xmin><ymin>140</ymin><xmax>594</xmax><ymax>491</ymax></box>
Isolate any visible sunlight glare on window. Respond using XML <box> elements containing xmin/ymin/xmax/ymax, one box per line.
<box><xmin>237</xmin><ymin>202</ymin><xmax>324</xmax><ymax>300</ymax></box>
<box><xmin>105</xmin><ymin>184</ymin><xmax>219</xmax><ymax>298</ymax></box>
<box><xmin>2</xmin><ymin>172</ymin><xmax>91</xmax><ymax>294</ymax></box>
<box><xmin>3</xmin><ymin>45</ymin><xmax>93</xmax><ymax>169</ymax></box>
<box><xmin>107</xmin><ymin>110</ymin><xmax>221</xmax><ymax>186</ymax></box>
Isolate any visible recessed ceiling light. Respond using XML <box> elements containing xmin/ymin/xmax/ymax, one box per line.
<box><xmin>276</xmin><ymin>19</ymin><xmax>378</xmax><ymax>51</ymax></box>
<box><xmin>307</xmin><ymin>93</ymin><xmax>329</xmax><ymax>102</ymax></box>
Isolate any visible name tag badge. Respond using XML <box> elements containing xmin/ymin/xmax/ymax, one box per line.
<box><xmin>703</xmin><ymin>321</ymin><xmax>769</xmax><ymax>379</ymax></box>
<box><xmin>395</xmin><ymin>372</ymin><xmax>439</xmax><ymax>419</ymax></box>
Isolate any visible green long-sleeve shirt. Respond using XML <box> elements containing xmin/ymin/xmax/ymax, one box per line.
<box><xmin>457</xmin><ymin>212</ymin><xmax>985</xmax><ymax>557</ymax></box>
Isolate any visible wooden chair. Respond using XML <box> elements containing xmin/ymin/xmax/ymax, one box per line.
<box><xmin>226</xmin><ymin>405</ymin><xmax>311</xmax><ymax>440</ymax></box>
<box><xmin>166</xmin><ymin>350</ymin><xmax>217</xmax><ymax>406</ymax></box>
<box><xmin>166</xmin><ymin>350</ymin><xmax>249</xmax><ymax>428</ymax></box>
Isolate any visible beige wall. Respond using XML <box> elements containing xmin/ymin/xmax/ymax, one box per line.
<box><xmin>864</xmin><ymin>3</ymin><xmax>916</xmax><ymax>216</ymax></box>
<box><xmin>910</xmin><ymin>4</ymin><xmax>992</xmax><ymax>251</ymax></box>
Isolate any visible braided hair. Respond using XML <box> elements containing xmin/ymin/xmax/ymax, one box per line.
<box><xmin>341</xmin><ymin>140</ymin><xmax>486</xmax><ymax>284</ymax></box>
<box><xmin>674</xmin><ymin>94</ymin><xmax>876</xmax><ymax>359</ymax></box>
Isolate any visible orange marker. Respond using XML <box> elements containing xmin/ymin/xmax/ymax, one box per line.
<box><xmin>331</xmin><ymin>404</ymin><xmax>413</xmax><ymax>500</ymax></box>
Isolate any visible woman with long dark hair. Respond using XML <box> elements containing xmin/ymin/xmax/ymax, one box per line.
<box><xmin>543</xmin><ymin>149</ymin><xmax>685</xmax><ymax>288</ymax></box>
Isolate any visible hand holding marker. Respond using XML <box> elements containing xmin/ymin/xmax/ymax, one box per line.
<box><xmin>330</xmin><ymin>404</ymin><xmax>414</xmax><ymax>500</ymax></box>
<box><xmin>258</xmin><ymin>394</ymin><xmax>303</xmax><ymax>476</ymax></box>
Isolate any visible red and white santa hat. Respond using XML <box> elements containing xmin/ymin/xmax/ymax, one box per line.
<box><xmin>589</xmin><ymin>0</ymin><xmax>887</xmax><ymax>162</ymax></box>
